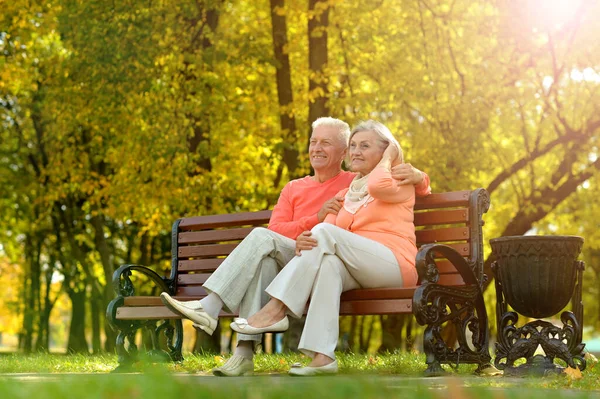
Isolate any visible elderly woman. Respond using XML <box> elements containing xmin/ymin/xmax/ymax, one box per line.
<box><xmin>230</xmin><ymin>120</ymin><xmax>418</xmax><ymax>375</ymax></box>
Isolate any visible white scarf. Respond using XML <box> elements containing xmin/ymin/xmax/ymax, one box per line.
<box><xmin>343</xmin><ymin>174</ymin><xmax>374</xmax><ymax>214</ymax></box>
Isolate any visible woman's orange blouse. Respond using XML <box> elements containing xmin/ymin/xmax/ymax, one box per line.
<box><xmin>325</xmin><ymin>166</ymin><xmax>418</xmax><ymax>286</ymax></box>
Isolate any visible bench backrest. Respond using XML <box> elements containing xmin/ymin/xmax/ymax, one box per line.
<box><xmin>168</xmin><ymin>189</ymin><xmax>490</xmax><ymax>298</ymax></box>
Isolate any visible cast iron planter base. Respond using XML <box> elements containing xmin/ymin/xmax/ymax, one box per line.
<box><xmin>490</xmin><ymin>236</ymin><xmax>587</xmax><ymax>377</ymax></box>
<box><xmin>503</xmin><ymin>355</ymin><xmax>566</xmax><ymax>377</ymax></box>
<box><xmin>495</xmin><ymin>315</ymin><xmax>586</xmax><ymax>377</ymax></box>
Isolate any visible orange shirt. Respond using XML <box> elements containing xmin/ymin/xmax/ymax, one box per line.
<box><xmin>324</xmin><ymin>167</ymin><xmax>418</xmax><ymax>286</ymax></box>
<box><xmin>268</xmin><ymin>170</ymin><xmax>430</xmax><ymax>242</ymax></box>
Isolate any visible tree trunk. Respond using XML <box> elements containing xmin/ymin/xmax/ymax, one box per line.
<box><xmin>22</xmin><ymin>235</ymin><xmax>42</xmax><ymax>353</ymax></box>
<box><xmin>378</xmin><ymin>314</ymin><xmax>406</xmax><ymax>352</ymax></box>
<box><xmin>281</xmin><ymin>316</ymin><xmax>304</xmax><ymax>352</ymax></box>
<box><xmin>66</xmin><ymin>288</ymin><xmax>89</xmax><ymax>354</ymax></box>
<box><xmin>405</xmin><ymin>316</ymin><xmax>414</xmax><ymax>352</ymax></box>
<box><xmin>34</xmin><ymin>261</ymin><xmax>57</xmax><ymax>352</ymax></box>
<box><xmin>347</xmin><ymin>315</ymin><xmax>358</xmax><ymax>351</ymax></box>
<box><xmin>21</xmin><ymin>256</ymin><xmax>33</xmax><ymax>353</ymax></box>
<box><xmin>307</xmin><ymin>0</ymin><xmax>330</xmax><ymax>150</ymax></box>
<box><xmin>193</xmin><ymin>325</ymin><xmax>221</xmax><ymax>354</ymax></box>
<box><xmin>270</xmin><ymin>0</ymin><xmax>300</xmax><ymax>185</ymax></box>
<box><xmin>90</xmin><ymin>288</ymin><xmax>102</xmax><ymax>354</ymax></box>
<box><xmin>90</xmin><ymin>214</ymin><xmax>117</xmax><ymax>353</ymax></box>
<box><xmin>184</xmin><ymin>2</ymin><xmax>223</xmax><ymax>175</ymax></box>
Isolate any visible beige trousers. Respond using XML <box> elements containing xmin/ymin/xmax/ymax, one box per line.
<box><xmin>202</xmin><ymin>227</ymin><xmax>296</xmax><ymax>341</ymax></box>
<box><xmin>265</xmin><ymin>223</ymin><xmax>404</xmax><ymax>359</ymax></box>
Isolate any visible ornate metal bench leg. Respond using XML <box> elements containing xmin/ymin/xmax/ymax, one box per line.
<box><xmin>166</xmin><ymin>320</ymin><xmax>184</xmax><ymax>362</ymax></box>
<box><xmin>415</xmin><ymin>282</ymin><xmax>492</xmax><ymax>376</ymax></box>
<box><xmin>423</xmin><ymin>327</ymin><xmax>446</xmax><ymax>376</ymax></box>
<box><xmin>151</xmin><ymin>319</ymin><xmax>184</xmax><ymax>362</ymax></box>
<box><xmin>113</xmin><ymin>328</ymin><xmax>139</xmax><ymax>372</ymax></box>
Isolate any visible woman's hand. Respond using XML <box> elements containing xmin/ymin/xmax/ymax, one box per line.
<box><xmin>295</xmin><ymin>231</ymin><xmax>318</xmax><ymax>256</ymax></box>
<box><xmin>382</xmin><ymin>143</ymin><xmax>399</xmax><ymax>161</ymax></box>
<box><xmin>378</xmin><ymin>144</ymin><xmax>399</xmax><ymax>169</ymax></box>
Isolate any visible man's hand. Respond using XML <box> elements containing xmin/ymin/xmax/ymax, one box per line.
<box><xmin>317</xmin><ymin>196</ymin><xmax>344</xmax><ymax>222</ymax></box>
<box><xmin>391</xmin><ymin>163</ymin><xmax>424</xmax><ymax>186</ymax></box>
<box><xmin>295</xmin><ymin>231</ymin><xmax>318</xmax><ymax>256</ymax></box>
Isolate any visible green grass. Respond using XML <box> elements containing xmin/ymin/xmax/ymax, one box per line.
<box><xmin>0</xmin><ymin>352</ymin><xmax>598</xmax><ymax>398</ymax></box>
<box><xmin>0</xmin><ymin>352</ymin><xmax>468</xmax><ymax>375</ymax></box>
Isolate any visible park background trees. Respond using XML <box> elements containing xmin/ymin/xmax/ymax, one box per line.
<box><xmin>1</xmin><ymin>0</ymin><xmax>599</xmax><ymax>353</ymax></box>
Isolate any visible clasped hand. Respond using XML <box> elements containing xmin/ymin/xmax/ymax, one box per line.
<box><xmin>295</xmin><ymin>231</ymin><xmax>318</xmax><ymax>256</ymax></box>
<box><xmin>390</xmin><ymin>163</ymin><xmax>423</xmax><ymax>186</ymax></box>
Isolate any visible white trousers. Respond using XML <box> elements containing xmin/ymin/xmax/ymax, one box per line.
<box><xmin>202</xmin><ymin>227</ymin><xmax>296</xmax><ymax>341</ymax></box>
<box><xmin>265</xmin><ymin>223</ymin><xmax>404</xmax><ymax>359</ymax></box>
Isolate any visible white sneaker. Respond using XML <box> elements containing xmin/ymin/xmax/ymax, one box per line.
<box><xmin>160</xmin><ymin>292</ymin><xmax>218</xmax><ymax>335</ymax></box>
<box><xmin>289</xmin><ymin>360</ymin><xmax>338</xmax><ymax>376</ymax></box>
<box><xmin>213</xmin><ymin>355</ymin><xmax>254</xmax><ymax>377</ymax></box>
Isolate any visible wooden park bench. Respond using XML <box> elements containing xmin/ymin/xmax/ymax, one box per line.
<box><xmin>107</xmin><ymin>188</ymin><xmax>492</xmax><ymax>375</ymax></box>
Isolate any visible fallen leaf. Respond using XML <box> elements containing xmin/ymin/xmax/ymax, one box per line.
<box><xmin>564</xmin><ymin>366</ymin><xmax>583</xmax><ymax>380</ymax></box>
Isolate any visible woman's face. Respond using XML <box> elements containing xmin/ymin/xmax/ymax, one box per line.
<box><xmin>349</xmin><ymin>130</ymin><xmax>387</xmax><ymax>176</ymax></box>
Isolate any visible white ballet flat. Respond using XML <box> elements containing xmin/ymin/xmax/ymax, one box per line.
<box><xmin>230</xmin><ymin>316</ymin><xmax>289</xmax><ymax>335</ymax></box>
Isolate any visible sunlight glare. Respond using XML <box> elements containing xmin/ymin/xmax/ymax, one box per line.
<box><xmin>533</xmin><ymin>0</ymin><xmax>582</xmax><ymax>29</ymax></box>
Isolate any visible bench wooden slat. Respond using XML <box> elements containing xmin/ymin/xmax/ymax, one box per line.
<box><xmin>178</xmin><ymin>259</ymin><xmax>224</xmax><ymax>272</ymax></box>
<box><xmin>117</xmin><ymin>307</ymin><xmax>181</xmax><ymax>320</ymax></box>
<box><xmin>415</xmin><ymin>226</ymin><xmax>469</xmax><ymax>244</ymax></box>
<box><xmin>178</xmin><ymin>243</ymin><xmax>238</xmax><ymax>258</ymax></box>
<box><xmin>176</xmin><ymin>286</ymin><xmax>208</xmax><ymax>296</ymax></box>
<box><xmin>414</xmin><ymin>191</ymin><xmax>471</xmax><ymax>210</ymax></box>
<box><xmin>341</xmin><ymin>287</ymin><xmax>415</xmax><ymax>301</ymax></box>
<box><xmin>124</xmin><ymin>296</ymin><xmax>203</xmax><ymax>307</ymax></box>
<box><xmin>116</xmin><ymin>306</ymin><xmax>236</xmax><ymax>320</ymax></box>
<box><xmin>413</xmin><ymin>208</ymin><xmax>469</xmax><ymax>226</ymax></box>
<box><xmin>177</xmin><ymin>274</ymin><xmax>211</xmax><ymax>285</ymax></box>
<box><xmin>178</xmin><ymin>227</ymin><xmax>256</xmax><ymax>245</ymax></box>
<box><xmin>178</xmin><ymin>210</ymin><xmax>271</xmax><ymax>230</ymax></box>
<box><xmin>340</xmin><ymin>299</ymin><xmax>412</xmax><ymax>315</ymax></box>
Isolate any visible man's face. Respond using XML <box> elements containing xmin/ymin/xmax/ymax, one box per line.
<box><xmin>308</xmin><ymin>126</ymin><xmax>347</xmax><ymax>173</ymax></box>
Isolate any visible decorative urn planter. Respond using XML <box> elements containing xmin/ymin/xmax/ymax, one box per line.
<box><xmin>490</xmin><ymin>235</ymin><xmax>586</xmax><ymax>376</ymax></box>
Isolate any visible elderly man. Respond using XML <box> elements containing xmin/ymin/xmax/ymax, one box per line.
<box><xmin>161</xmin><ymin>117</ymin><xmax>430</xmax><ymax>376</ymax></box>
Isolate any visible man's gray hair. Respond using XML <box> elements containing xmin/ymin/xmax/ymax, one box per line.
<box><xmin>311</xmin><ymin>117</ymin><xmax>351</xmax><ymax>147</ymax></box>
<box><xmin>350</xmin><ymin>120</ymin><xmax>404</xmax><ymax>162</ymax></box>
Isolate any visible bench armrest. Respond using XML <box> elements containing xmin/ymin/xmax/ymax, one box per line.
<box><xmin>416</xmin><ymin>243</ymin><xmax>481</xmax><ymax>286</ymax></box>
<box><xmin>111</xmin><ymin>264</ymin><xmax>174</xmax><ymax>298</ymax></box>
